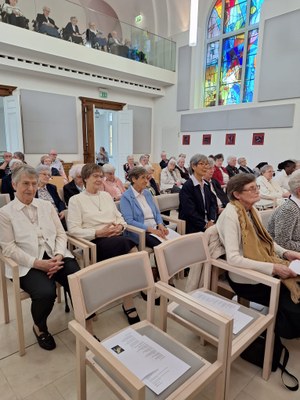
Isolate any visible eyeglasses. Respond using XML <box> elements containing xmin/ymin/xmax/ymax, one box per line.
<box><xmin>197</xmin><ymin>161</ymin><xmax>210</xmax><ymax>167</ymax></box>
<box><xmin>242</xmin><ymin>185</ymin><xmax>260</xmax><ymax>193</ymax></box>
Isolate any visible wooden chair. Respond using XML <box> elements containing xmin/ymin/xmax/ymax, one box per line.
<box><xmin>154</xmin><ymin>233</ymin><xmax>281</xmax><ymax>399</ymax></box>
<box><xmin>153</xmin><ymin>193</ymin><xmax>186</xmax><ymax>234</ymax></box>
<box><xmin>68</xmin><ymin>250</ymin><xmax>232</xmax><ymax>400</ymax></box>
<box><xmin>0</xmin><ymin>236</ymin><xmax>89</xmax><ymax>356</ymax></box>
<box><xmin>0</xmin><ymin>193</ymin><xmax>10</xmax><ymax>207</ymax></box>
<box><xmin>49</xmin><ymin>176</ymin><xmax>65</xmax><ymax>189</ymax></box>
<box><xmin>259</xmin><ymin>208</ymin><xmax>276</xmax><ymax>228</ymax></box>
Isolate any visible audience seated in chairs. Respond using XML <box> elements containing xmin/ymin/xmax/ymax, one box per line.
<box><xmin>35</xmin><ymin>6</ymin><xmax>60</xmax><ymax>38</ymax></box>
<box><xmin>204</xmin><ymin>158</ymin><xmax>229</xmax><ymax>215</ymax></box>
<box><xmin>2</xmin><ymin>0</ymin><xmax>28</xmax><ymax>28</ymax></box>
<box><xmin>238</xmin><ymin>157</ymin><xmax>254</xmax><ymax>174</ymax></box>
<box><xmin>226</xmin><ymin>155</ymin><xmax>239</xmax><ymax>178</ymax></box>
<box><xmin>212</xmin><ymin>153</ymin><xmax>229</xmax><ymax>188</ymax></box>
<box><xmin>66</xmin><ymin>163</ymin><xmax>140</xmax><ymax>325</ymax></box>
<box><xmin>63</xmin><ymin>163</ymin><xmax>85</xmax><ymax>206</ymax></box>
<box><xmin>63</xmin><ymin>16</ymin><xmax>84</xmax><ymax>44</ymax></box>
<box><xmin>86</xmin><ymin>22</ymin><xmax>107</xmax><ymax>50</ymax></box>
<box><xmin>1</xmin><ymin>158</ymin><xmax>22</xmax><ymax>200</ymax></box>
<box><xmin>35</xmin><ymin>165</ymin><xmax>67</xmax><ymax>230</ymax></box>
<box><xmin>107</xmin><ymin>30</ymin><xmax>122</xmax><ymax>50</ymax></box>
<box><xmin>0</xmin><ymin>165</ymin><xmax>80</xmax><ymax>351</ymax></box>
<box><xmin>102</xmin><ymin>163</ymin><xmax>125</xmax><ymax>201</ymax></box>
<box><xmin>40</xmin><ymin>155</ymin><xmax>60</xmax><ymax>176</ymax></box>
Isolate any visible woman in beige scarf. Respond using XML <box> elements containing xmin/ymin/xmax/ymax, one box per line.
<box><xmin>216</xmin><ymin>173</ymin><xmax>300</xmax><ymax>339</ymax></box>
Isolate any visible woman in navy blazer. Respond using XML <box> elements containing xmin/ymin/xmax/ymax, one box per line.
<box><xmin>120</xmin><ymin>166</ymin><xmax>168</xmax><ymax>248</ymax></box>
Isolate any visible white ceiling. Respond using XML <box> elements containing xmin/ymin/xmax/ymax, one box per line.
<box><xmin>80</xmin><ymin>0</ymin><xmax>191</xmax><ymax>39</ymax></box>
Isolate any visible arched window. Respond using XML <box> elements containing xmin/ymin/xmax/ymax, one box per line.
<box><xmin>204</xmin><ymin>0</ymin><xmax>264</xmax><ymax>107</ymax></box>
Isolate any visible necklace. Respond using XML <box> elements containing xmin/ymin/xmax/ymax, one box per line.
<box><xmin>86</xmin><ymin>191</ymin><xmax>101</xmax><ymax>211</ymax></box>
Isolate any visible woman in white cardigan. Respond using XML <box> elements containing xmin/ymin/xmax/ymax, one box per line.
<box><xmin>160</xmin><ymin>158</ymin><xmax>184</xmax><ymax>192</ymax></box>
<box><xmin>256</xmin><ymin>164</ymin><xmax>290</xmax><ymax>207</ymax></box>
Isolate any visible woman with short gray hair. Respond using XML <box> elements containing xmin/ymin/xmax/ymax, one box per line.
<box><xmin>160</xmin><ymin>158</ymin><xmax>184</xmax><ymax>192</ymax></box>
<box><xmin>179</xmin><ymin>154</ymin><xmax>217</xmax><ymax>233</ymax></box>
<box><xmin>63</xmin><ymin>164</ymin><xmax>85</xmax><ymax>205</ymax></box>
<box><xmin>256</xmin><ymin>164</ymin><xmax>289</xmax><ymax>207</ymax></box>
<box><xmin>268</xmin><ymin>170</ymin><xmax>300</xmax><ymax>251</ymax></box>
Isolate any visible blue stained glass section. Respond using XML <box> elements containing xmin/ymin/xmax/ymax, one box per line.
<box><xmin>250</xmin><ymin>0</ymin><xmax>264</xmax><ymax>25</ymax></box>
<box><xmin>243</xmin><ymin>29</ymin><xmax>259</xmax><ymax>102</ymax></box>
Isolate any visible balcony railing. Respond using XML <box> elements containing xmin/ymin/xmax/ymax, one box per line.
<box><xmin>0</xmin><ymin>0</ymin><xmax>176</xmax><ymax>72</ymax></box>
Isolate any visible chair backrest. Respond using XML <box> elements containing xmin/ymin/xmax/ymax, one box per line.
<box><xmin>259</xmin><ymin>209</ymin><xmax>275</xmax><ymax>228</ymax></box>
<box><xmin>151</xmin><ymin>162</ymin><xmax>161</xmax><ymax>185</ymax></box>
<box><xmin>49</xmin><ymin>176</ymin><xmax>65</xmax><ymax>188</ymax></box>
<box><xmin>68</xmin><ymin>251</ymin><xmax>155</xmax><ymax>324</ymax></box>
<box><xmin>153</xmin><ymin>193</ymin><xmax>179</xmax><ymax>212</ymax></box>
<box><xmin>0</xmin><ymin>193</ymin><xmax>10</xmax><ymax>207</ymax></box>
<box><xmin>154</xmin><ymin>232</ymin><xmax>209</xmax><ymax>281</ymax></box>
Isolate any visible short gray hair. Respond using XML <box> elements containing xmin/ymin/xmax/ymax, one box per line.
<box><xmin>237</xmin><ymin>157</ymin><xmax>246</xmax><ymax>165</ymax></box>
<box><xmin>36</xmin><ymin>164</ymin><xmax>51</xmax><ymax>175</ymax></box>
<box><xmin>260</xmin><ymin>164</ymin><xmax>273</xmax><ymax>175</ymax></box>
<box><xmin>9</xmin><ymin>158</ymin><xmax>22</xmax><ymax>168</ymax></box>
<box><xmin>12</xmin><ymin>164</ymin><xmax>38</xmax><ymax>184</ymax></box>
<box><xmin>227</xmin><ymin>155</ymin><xmax>236</xmax><ymax>163</ymax></box>
<box><xmin>207</xmin><ymin>157</ymin><xmax>215</xmax><ymax>167</ymax></box>
<box><xmin>69</xmin><ymin>164</ymin><xmax>84</xmax><ymax>179</ymax></box>
<box><xmin>189</xmin><ymin>154</ymin><xmax>208</xmax><ymax>175</ymax></box>
<box><xmin>168</xmin><ymin>158</ymin><xmax>176</xmax><ymax>166</ymax></box>
<box><xmin>288</xmin><ymin>170</ymin><xmax>300</xmax><ymax>195</ymax></box>
<box><xmin>102</xmin><ymin>163</ymin><xmax>115</xmax><ymax>173</ymax></box>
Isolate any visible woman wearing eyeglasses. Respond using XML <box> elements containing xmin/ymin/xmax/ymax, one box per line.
<box><xmin>179</xmin><ymin>154</ymin><xmax>217</xmax><ymax>234</ymax></box>
<box><xmin>216</xmin><ymin>173</ymin><xmax>300</xmax><ymax>339</ymax></box>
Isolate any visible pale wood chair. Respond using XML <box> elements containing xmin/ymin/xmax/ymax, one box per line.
<box><xmin>259</xmin><ymin>208</ymin><xmax>276</xmax><ymax>228</ymax></box>
<box><xmin>154</xmin><ymin>233</ymin><xmax>281</xmax><ymax>399</ymax></box>
<box><xmin>153</xmin><ymin>193</ymin><xmax>186</xmax><ymax>234</ymax></box>
<box><xmin>0</xmin><ymin>193</ymin><xmax>10</xmax><ymax>207</ymax></box>
<box><xmin>0</xmin><ymin>236</ymin><xmax>90</xmax><ymax>356</ymax></box>
<box><xmin>49</xmin><ymin>176</ymin><xmax>65</xmax><ymax>189</ymax></box>
<box><xmin>68</xmin><ymin>250</ymin><xmax>232</xmax><ymax>400</ymax></box>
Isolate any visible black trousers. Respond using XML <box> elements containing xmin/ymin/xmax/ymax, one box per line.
<box><xmin>19</xmin><ymin>257</ymin><xmax>80</xmax><ymax>332</ymax></box>
<box><xmin>228</xmin><ymin>274</ymin><xmax>300</xmax><ymax>339</ymax></box>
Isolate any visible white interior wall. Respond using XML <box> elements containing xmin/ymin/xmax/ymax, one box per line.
<box><xmin>152</xmin><ymin>0</ymin><xmax>300</xmax><ymax>168</ymax></box>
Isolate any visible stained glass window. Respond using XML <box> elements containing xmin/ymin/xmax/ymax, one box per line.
<box><xmin>204</xmin><ymin>0</ymin><xmax>264</xmax><ymax>107</ymax></box>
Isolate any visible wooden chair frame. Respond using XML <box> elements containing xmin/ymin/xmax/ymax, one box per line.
<box><xmin>154</xmin><ymin>233</ymin><xmax>280</xmax><ymax>399</ymax></box>
<box><xmin>68</xmin><ymin>251</ymin><xmax>232</xmax><ymax>400</ymax></box>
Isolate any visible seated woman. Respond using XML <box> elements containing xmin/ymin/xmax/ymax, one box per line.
<box><xmin>212</xmin><ymin>153</ymin><xmax>229</xmax><ymax>188</ymax></box>
<box><xmin>179</xmin><ymin>154</ymin><xmax>217</xmax><ymax>233</ymax></box>
<box><xmin>256</xmin><ymin>164</ymin><xmax>290</xmax><ymax>207</ymax></box>
<box><xmin>268</xmin><ymin>170</ymin><xmax>300</xmax><ymax>252</ymax></box>
<box><xmin>160</xmin><ymin>158</ymin><xmax>184</xmax><ymax>193</ymax></box>
<box><xmin>63</xmin><ymin>164</ymin><xmax>85</xmax><ymax>206</ymax></box>
<box><xmin>273</xmin><ymin>159</ymin><xmax>296</xmax><ymax>191</ymax></box>
<box><xmin>67</xmin><ymin>163</ymin><xmax>139</xmax><ymax>324</ymax></box>
<box><xmin>2</xmin><ymin>0</ymin><xmax>28</xmax><ymax>28</ymax></box>
<box><xmin>0</xmin><ymin>165</ymin><xmax>80</xmax><ymax>350</ymax></box>
<box><xmin>1</xmin><ymin>158</ymin><xmax>22</xmax><ymax>200</ymax></box>
<box><xmin>63</xmin><ymin>17</ymin><xmax>83</xmax><ymax>44</ymax></box>
<box><xmin>123</xmin><ymin>154</ymin><xmax>136</xmax><ymax>181</ymax></box>
<box><xmin>102</xmin><ymin>163</ymin><xmax>125</xmax><ymax>201</ymax></box>
<box><xmin>35</xmin><ymin>165</ymin><xmax>67</xmax><ymax>230</ymax></box>
<box><xmin>216</xmin><ymin>173</ymin><xmax>300</xmax><ymax>339</ymax></box>
<box><xmin>175</xmin><ymin>156</ymin><xmax>189</xmax><ymax>181</ymax></box>
<box><xmin>40</xmin><ymin>155</ymin><xmax>60</xmax><ymax>176</ymax></box>
<box><xmin>86</xmin><ymin>23</ymin><xmax>107</xmax><ymax>50</ymax></box>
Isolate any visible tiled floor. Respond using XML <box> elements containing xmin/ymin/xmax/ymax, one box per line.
<box><xmin>0</xmin><ymin>278</ymin><xmax>299</xmax><ymax>400</ymax></box>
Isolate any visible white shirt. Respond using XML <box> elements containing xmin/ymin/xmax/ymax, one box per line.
<box><xmin>132</xmin><ymin>187</ymin><xmax>156</xmax><ymax>228</ymax></box>
<box><xmin>273</xmin><ymin>170</ymin><xmax>290</xmax><ymax>191</ymax></box>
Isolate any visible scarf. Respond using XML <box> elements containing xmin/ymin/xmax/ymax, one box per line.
<box><xmin>232</xmin><ymin>200</ymin><xmax>300</xmax><ymax>303</ymax></box>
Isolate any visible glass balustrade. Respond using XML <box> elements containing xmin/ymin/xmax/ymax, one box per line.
<box><xmin>0</xmin><ymin>0</ymin><xmax>176</xmax><ymax>72</ymax></box>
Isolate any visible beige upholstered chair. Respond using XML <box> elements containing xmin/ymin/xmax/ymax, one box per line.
<box><xmin>154</xmin><ymin>233</ymin><xmax>281</xmax><ymax>399</ymax></box>
<box><xmin>49</xmin><ymin>176</ymin><xmax>65</xmax><ymax>188</ymax></box>
<box><xmin>153</xmin><ymin>193</ymin><xmax>186</xmax><ymax>234</ymax></box>
<box><xmin>68</xmin><ymin>250</ymin><xmax>232</xmax><ymax>400</ymax></box>
<box><xmin>259</xmin><ymin>208</ymin><xmax>276</xmax><ymax>228</ymax></box>
<box><xmin>0</xmin><ymin>236</ymin><xmax>89</xmax><ymax>356</ymax></box>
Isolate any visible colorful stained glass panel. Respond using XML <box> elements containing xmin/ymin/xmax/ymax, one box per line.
<box><xmin>219</xmin><ymin>33</ymin><xmax>244</xmax><ymax>105</ymax></box>
<box><xmin>204</xmin><ymin>42</ymin><xmax>220</xmax><ymax>106</ymax></box>
<box><xmin>243</xmin><ymin>29</ymin><xmax>259</xmax><ymax>102</ymax></box>
<box><xmin>250</xmin><ymin>0</ymin><xmax>264</xmax><ymax>24</ymax></box>
<box><xmin>208</xmin><ymin>0</ymin><xmax>222</xmax><ymax>38</ymax></box>
<box><xmin>224</xmin><ymin>0</ymin><xmax>247</xmax><ymax>33</ymax></box>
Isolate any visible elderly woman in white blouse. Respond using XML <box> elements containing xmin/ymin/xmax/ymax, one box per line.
<box><xmin>160</xmin><ymin>158</ymin><xmax>184</xmax><ymax>192</ymax></box>
<box><xmin>256</xmin><ymin>164</ymin><xmax>290</xmax><ymax>207</ymax></box>
<box><xmin>67</xmin><ymin>163</ymin><xmax>139</xmax><ymax>325</ymax></box>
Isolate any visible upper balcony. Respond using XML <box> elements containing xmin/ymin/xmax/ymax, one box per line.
<box><xmin>0</xmin><ymin>0</ymin><xmax>176</xmax><ymax>97</ymax></box>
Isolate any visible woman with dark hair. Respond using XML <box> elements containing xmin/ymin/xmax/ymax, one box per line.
<box><xmin>274</xmin><ymin>159</ymin><xmax>296</xmax><ymax>191</ymax></box>
<box><xmin>216</xmin><ymin>173</ymin><xmax>300</xmax><ymax>339</ymax></box>
<box><xmin>212</xmin><ymin>153</ymin><xmax>229</xmax><ymax>187</ymax></box>
<box><xmin>67</xmin><ymin>163</ymin><xmax>139</xmax><ymax>324</ymax></box>
<box><xmin>179</xmin><ymin>154</ymin><xmax>217</xmax><ymax>233</ymax></box>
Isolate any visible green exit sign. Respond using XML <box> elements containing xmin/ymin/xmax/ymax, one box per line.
<box><xmin>135</xmin><ymin>14</ymin><xmax>143</xmax><ymax>24</ymax></box>
<box><xmin>99</xmin><ymin>90</ymin><xmax>108</xmax><ymax>99</ymax></box>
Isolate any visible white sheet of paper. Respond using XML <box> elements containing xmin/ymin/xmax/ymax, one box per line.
<box><xmin>102</xmin><ymin>328</ymin><xmax>190</xmax><ymax>395</ymax></box>
<box><xmin>150</xmin><ymin>228</ymin><xmax>180</xmax><ymax>243</ymax></box>
<box><xmin>191</xmin><ymin>290</ymin><xmax>253</xmax><ymax>334</ymax></box>
<box><xmin>289</xmin><ymin>260</ymin><xmax>300</xmax><ymax>275</ymax></box>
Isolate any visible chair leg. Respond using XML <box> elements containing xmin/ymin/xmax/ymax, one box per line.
<box><xmin>0</xmin><ymin>261</ymin><xmax>9</xmax><ymax>323</ymax></box>
<box><xmin>13</xmin><ymin>280</ymin><xmax>26</xmax><ymax>356</ymax></box>
<box><xmin>76</xmin><ymin>339</ymin><xmax>87</xmax><ymax>400</ymax></box>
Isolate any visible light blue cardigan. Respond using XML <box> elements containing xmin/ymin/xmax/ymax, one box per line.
<box><xmin>120</xmin><ymin>186</ymin><xmax>163</xmax><ymax>244</ymax></box>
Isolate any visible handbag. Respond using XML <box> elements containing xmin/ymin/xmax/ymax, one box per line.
<box><xmin>241</xmin><ymin>334</ymin><xmax>299</xmax><ymax>391</ymax></box>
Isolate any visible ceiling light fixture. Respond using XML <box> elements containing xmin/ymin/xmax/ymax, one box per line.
<box><xmin>189</xmin><ymin>0</ymin><xmax>199</xmax><ymax>46</ymax></box>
